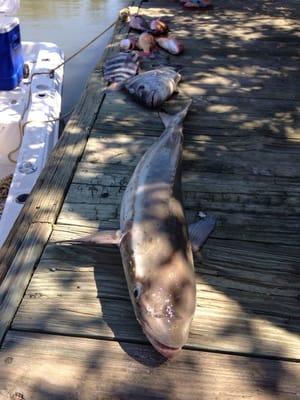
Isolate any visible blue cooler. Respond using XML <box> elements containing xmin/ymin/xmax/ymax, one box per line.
<box><xmin>0</xmin><ymin>17</ymin><xmax>24</xmax><ymax>90</ymax></box>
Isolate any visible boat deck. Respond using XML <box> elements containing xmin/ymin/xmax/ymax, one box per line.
<box><xmin>0</xmin><ymin>0</ymin><xmax>299</xmax><ymax>398</ymax></box>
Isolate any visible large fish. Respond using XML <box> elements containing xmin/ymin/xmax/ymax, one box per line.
<box><xmin>124</xmin><ymin>67</ymin><xmax>181</xmax><ymax>108</ymax></box>
<box><xmin>57</xmin><ymin>101</ymin><xmax>216</xmax><ymax>358</ymax></box>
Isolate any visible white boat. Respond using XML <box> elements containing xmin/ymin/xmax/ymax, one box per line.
<box><xmin>0</xmin><ymin>1</ymin><xmax>64</xmax><ymax>246</ymax></box>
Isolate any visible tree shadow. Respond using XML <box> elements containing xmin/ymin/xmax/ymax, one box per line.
<box><xmin>1</xmin><ymin>0</ymin><xmax>300</xmax><ymax>398</ymax></box>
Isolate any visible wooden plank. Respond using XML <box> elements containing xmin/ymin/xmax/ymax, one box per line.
<box><xmin>136</xmin><ymin>2</ymin><xmax>300</xmax><ymax>104</ymax></box>
<box><xmin>57</xmin><ymin>202</ymin><xmax>300</xmax><ymax>246</ymax></box>
<box><xmin>62</xmin><ymin>183</ymin><xmax>300</xmax><ymax>224</ymax></box>
<box><xmin>57</xmin><ymin>129</ymin><xmax>300</xmax><ymax>245</ymax></box>
<box><xmin>96</xmin><ymin>90</ymin><xmax>299</xmax><ymax>136</ymax></box>
<box><xmin>11</xmin><ymin>225</ymin><xmax>300</xmax><ymax>359</ymax></box>
<box><xmin>81</xmin><ymin>134</ymin><xmax>300</xmax><ymax>173</ymax></box>
<box><xmin>143</xmin><ymin>0</ymin><xmax>300</xmax><ymax>19</ymax></box>
<box><xmin>71</xmin><ymin>161</ymin><xmax>300</xmax><ymax>190</ymax></box>
<box><xmin>64</xmin><ymin>178</ymin><xmax>300</xmax><ymax>206</ymax></box>
<box><xmin>140</xmin><ymin>53</ymin><xmax>300</xmax><ymax>95</ymax></box>
<box><xmin>139</xmin><ymin>1</ymin><xmax>300</xmax><ymax>55</ymax></box>
<box><xmin>0</xmin><ymin>331</ymin><xmax>299</xmax><ymax>400</ymax></box>
<box><xmin>0</xmin><ymin>223</ymin><xmax>52</xmax><ymax>343</ymax></box>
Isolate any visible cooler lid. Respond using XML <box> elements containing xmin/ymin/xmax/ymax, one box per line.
<box><xmin>0</xmin><ymin>16</ymin><xmax>19</xmax><ymax>33</ymax></box>
<box><xmin>0</xmin><ymin>0</ymin><xmax>20</xmax><ymax>15</ymax></box>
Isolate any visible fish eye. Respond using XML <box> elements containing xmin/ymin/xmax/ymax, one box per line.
<box><xmin>133</xmin><ymin>283</ymin><xmax>142</xmax><ymax>300</ymax></box>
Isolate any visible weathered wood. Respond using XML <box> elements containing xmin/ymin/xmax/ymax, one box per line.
<box><xmin>0</xmin><ymin>223</ymin><xmax>52</xmax><ymax>343</ymax></box>
<box><xmin>140</xmin><ymin>1</ymin><xmax>300</xmax><ymax>57</ymax></box>
<box><xmin>0</xmin><ymin>331</ymin><xmax>299</xmax><ymax>400</ymax></box>
<box><xmin>143</xmin><ymin>0</ymin><xmax>300</xmax><ymax>19</ymax></box>
<box><xmin>95</xmin><ymin>92</ymin><xmax>299</xmax><ymax>136</ymax></box>
<box><xmin>57</xmin><ymin>201</ymin><xmax>300</xmax><ymax>245</ymax></box>
<box><xmin>70</xmin><ymin>153</ymin><xmax>300</xmax><ymax>192</ymax></box>
<box><xmin>11</xmin><ymin>224</ymin><xmax>300</xmax><ymax>360</ymax></box>
<box><xmin>64</xmin><ymin>180</ymin><xmax>300</xmax><ymax>209</ymax></box>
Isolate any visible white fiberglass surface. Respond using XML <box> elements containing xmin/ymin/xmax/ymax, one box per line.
<box><xmin>0</xmin><ymin>41</ymin><xmax>63</xmax><ymax>246</ymax></box>
<box><xmin>0</xmin><ymin>41</ymin><xmax>63</xmax><ymax>177</ymax></box>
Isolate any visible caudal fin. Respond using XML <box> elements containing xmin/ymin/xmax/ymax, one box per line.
<box><xmin>159</xmin><ymin>99</ymin><xmax>192</xmax><ymax>128</ymax></box>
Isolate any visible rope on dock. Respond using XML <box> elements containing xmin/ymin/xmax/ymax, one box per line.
<box><xmin>50</xmin><ymin>8</ymin><xmax>130</xmax><ymax>75</ymax></box>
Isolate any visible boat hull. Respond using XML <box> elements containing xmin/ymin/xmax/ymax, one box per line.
<box><xmin>0</xmin><ymin>41</ymin><xmax>64</xmax><ymax>247</ymax></box>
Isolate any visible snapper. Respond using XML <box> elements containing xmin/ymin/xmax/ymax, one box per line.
<box><xmin>138</xmin><ymin>32</ymin><xmax>156</xmax><ymax>55</ymax></box>
<box><xmin>149</xmin><ymin>18</ymin><xmax>169</xmax><ymax>35</ymax></box>
<box><xmin>129</xmin><ymin>14</ymin><xmax>149</xmax><ymax>32</ymax></box>
<box><xmin>156</xmin><ymin>37</ymin><xmax>184</xmax><ymax>55</ymax></box>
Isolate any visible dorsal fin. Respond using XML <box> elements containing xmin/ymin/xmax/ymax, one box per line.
<box><xmin>159</xmin><ymin>99</ymin><xmax>192</xmax><ymax>128</ymax></box>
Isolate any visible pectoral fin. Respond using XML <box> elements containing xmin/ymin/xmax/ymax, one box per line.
<box><xmin>188</xmin><ymin>216</ymin><xmax>216</xmax><ymax>252</ymax></box>
<box><xmin>54</xmin><ymin>229</ymin><xmax>121</xmax><ymax>246</ymax></box>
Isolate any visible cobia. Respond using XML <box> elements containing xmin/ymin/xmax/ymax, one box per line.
<box><xmin>58</xmin><ymin>100</ymin><xmax>216</xmax><ymax>358</ymax></box>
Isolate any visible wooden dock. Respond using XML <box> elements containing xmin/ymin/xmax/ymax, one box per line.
<box><xmin>0</xmin><ymin>0</ymin><xmax>300</xmax><ymax>398</ymax></box>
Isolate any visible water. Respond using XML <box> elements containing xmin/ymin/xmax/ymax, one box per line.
<box><xmin>19</xmin><ymin>0</ymin><xmax>129</xmax><ymax>115</ymax></box>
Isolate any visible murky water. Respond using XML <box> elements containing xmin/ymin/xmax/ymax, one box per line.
<box><xmin>19</xmin><ymin>0</ymin><xmax>129</xmax><ymax>115</ymax></box>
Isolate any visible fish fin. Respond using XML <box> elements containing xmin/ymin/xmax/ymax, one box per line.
<box><xmin>159</xmin><ymin>99</ymin><xmax>193</xmax><ymax>128</ymax></box>
<box><xmin>188</xmin><ymin>215</ymin><xmax>216</xmax><ymax>252</ymax></box>
<box><xmin>54</xmin><ymin>229</ymin><xmax>121</xmax><ymax>246</ymax></box>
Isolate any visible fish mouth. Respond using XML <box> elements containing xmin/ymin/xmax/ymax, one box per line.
<box><xmin>144</xmin><ymin>331</ymin><xmax>182</xmax><ymax>359</ymax></box>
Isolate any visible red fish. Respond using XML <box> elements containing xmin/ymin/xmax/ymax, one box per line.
<box><xmin>129</xmin><ymin>15</ymin><xmax>149</xmax><ymax>32</ymax></box>
<box><xmin>156</xmin><ymin>37</ymin><xmax>184</xmax><ymax>55</ymax></box>
<box><xmin>138</xmin><ymin>32</ymin><xmax>156</xmax><ymax>56</ymax></box>
<box><xmin>150</xmin><ymin>18</ymin><xmax>169</xmax><ymax>35</ymax></box>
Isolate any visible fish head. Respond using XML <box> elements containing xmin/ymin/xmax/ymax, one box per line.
<box><xmin>125</xmin><ymin>68</ymin><xmax>180</xmax><ymax>108</ymax></box>
<box><xmin>127</xmin><ymin>79</ymin><xmax>156</xmax><ymax>107</ymax></box>
<box><xmin>127</xmin><ymin>252</ymin><xmax>196</xmax><ymax>359</ymax></box>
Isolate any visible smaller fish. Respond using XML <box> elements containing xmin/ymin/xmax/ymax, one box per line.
<box><xmin>149</xmin><ymin>18</ymin><xmax>169</xmax><ymax>35</ymax></box>
<box><xmin>124</xmin><ymin>67</ymin><xmax>181</xmax><ymax>108</ymax></box>
<box><xmin>120</xmin><ymin>37</ymin><xmax>138</xmax><ymax>52</ymax></box>
<box><xmin>103</xmin><ymin>52</ymin><xmax>139</xmax><ymax>84</ymax></box>
<box><xmin>138</xmin><ymin>32</ymin><xmax>156</xmax><ymax>56</ymax></box>
<box><xmin>129</xmin><ymin>15</ymin><xmax>149</xmax><ymax>32</ymax></box>
<box><xmin>156</xmin><ymin>37</ymin><xmax>184</xmax><ymax>55</ymax></box>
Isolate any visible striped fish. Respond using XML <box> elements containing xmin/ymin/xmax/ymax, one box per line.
<box><xmin>103</xmin><ymin>52</ymin><xmax>139</xmax><ymax>84</ymax></box>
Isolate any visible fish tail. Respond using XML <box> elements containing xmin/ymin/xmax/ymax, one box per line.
<box><xmin>159</xmin><ymin>99</ymin><xmax>192</xmax><ymax>128</ymax></box>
